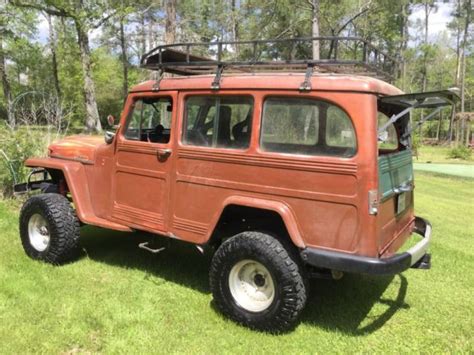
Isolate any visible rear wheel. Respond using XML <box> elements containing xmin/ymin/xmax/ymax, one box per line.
<box><xmin>209</xmin><ymin>231</ymin><xmax>307</xmax><ymax>333</ymax></box>
<box><xmin>19</xmin><ymin>193</ymin><xmax>81</xmax><ymax>265</ymax></box>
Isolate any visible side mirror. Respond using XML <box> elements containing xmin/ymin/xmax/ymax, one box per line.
<box><xmin>105</xmin><ymin>114</ymin><xmax>119</xmax><ymax>144</ymax></box>
<box><xmin>104</xmin><ymin>130</ymin><xmax>115</xmax><ymax>144</ymax></box>
<box><xmin>107</xmin><ymin>114</ymin><xmax>115</xmax><ymax>127</ymax></box>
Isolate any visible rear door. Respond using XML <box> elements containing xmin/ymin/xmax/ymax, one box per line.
<box><xmin>376</xmin><ymin>90</ymin><xmax>459</xmax><ymax>254</ymax></box>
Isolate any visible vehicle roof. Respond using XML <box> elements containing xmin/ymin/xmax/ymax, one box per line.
<box><xmin>130</xmin><ymin>73</ymin><xmax>403</xmax><ymax>96</ymax></box>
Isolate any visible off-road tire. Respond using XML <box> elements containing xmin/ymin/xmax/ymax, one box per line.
<box><xmin>19</xmin><ymin>193</ymin><xmax>81</xmax><ymax>265</ymax></box>
<box><xmin>209</xmin><ymin>231</ymin><xmax>307</xmax><ymax>333</ymax></box>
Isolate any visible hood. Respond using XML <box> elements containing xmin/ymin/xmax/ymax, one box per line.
<box><xmin>48</xmin><ymin>135</ymin><xmax>104</xmax><ymax>164</ymax></box>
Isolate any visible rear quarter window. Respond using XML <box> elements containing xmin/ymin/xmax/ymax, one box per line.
<box><xmin>260</xmin><ymin>97</ymin><xmax>356</xmax><ymax>157</ymax></box>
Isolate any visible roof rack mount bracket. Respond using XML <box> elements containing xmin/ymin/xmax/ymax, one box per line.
<box><xmin>299</xmin><ymin>64</ymin><xmax>314</xmax><ymax>91</ymax></box>
<box><xmin>152</xmin><ymin>68</ymin><xmax>164</xmax><ymax>91</ymax></box>
<box><xmin>211</xmin><ymin>65</ymin><xmax>224</xmax><ymax>90</ymax></box>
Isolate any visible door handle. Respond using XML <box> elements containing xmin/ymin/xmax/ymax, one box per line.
<box><xmin>157</xmin><ymin>148</ymin><xmax>172</xmax><ymax>161</ymax></box>
<box><xmin>394</xmin><ymin>182</ymin><xmax>413</xmax><ymax>194</ymax></box>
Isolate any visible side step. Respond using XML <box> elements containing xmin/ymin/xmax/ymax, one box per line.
<box><xmin>138</xmin><ymin>242</ymin><xmax>166</xmax><ymax>254</ymax></box>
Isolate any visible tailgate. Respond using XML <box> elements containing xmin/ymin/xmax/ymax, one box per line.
<box><xmin>376</xmin><ymin>89</ymin><xmax>459</xmax><ymax>255</ymax></box>
<box><xmin>377</xmin><ymin>150</ymin><xmax>414</xmax><ymax>254</ymax></box>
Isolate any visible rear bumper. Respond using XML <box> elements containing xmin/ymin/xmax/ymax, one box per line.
<box><xmin>300</xmin><ymin>216</ymin><xmax>432</xmax><ymax>275</ymax></box>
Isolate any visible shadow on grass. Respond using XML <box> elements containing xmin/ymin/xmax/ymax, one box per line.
<box><xmin>80</xmin><ymin>226</ymin><xmax>409</xmax><ymax>335</ymax></box>
<box><xmin>302</xmin><ymin>274</ymin><xmax>409</xmax><ymax>335</ymax></box>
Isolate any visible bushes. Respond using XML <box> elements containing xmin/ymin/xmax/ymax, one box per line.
<box><xmin>0</xmin><ymin>92</ymin><xmax>73</xmax><ymax>197</ymax></box>
<box><xmin>0</xmin><ymin>124</ymin><xmax>52</xmax><ymax>197</ymax></box>
<box><xmin>447</xmin><ymin>146</ymin><xmax>472</xmax><ymax>161</ymax></box>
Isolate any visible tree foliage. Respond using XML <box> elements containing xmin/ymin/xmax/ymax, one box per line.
<box><xmin>0</xmin><ymin>0</ymin><xmax>472</xmax><ymax>140</ymax></box>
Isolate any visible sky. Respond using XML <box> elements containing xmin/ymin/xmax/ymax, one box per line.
<box><xmin>409</xmin><ymin>1</ymin><xmax>454</xmax><ymax>44</ymax></box>
<box><xmin>34</xmin><ymin>1</ymin><xmax>455</xmax><ymax>48</ymax></box>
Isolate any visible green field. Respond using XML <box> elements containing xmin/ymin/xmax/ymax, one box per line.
<box><xmin>415</xmin><ymin>145</ymin><xmax>474</xmax><ymax>164</ymax></box>
<box><xmin>0</xmin><ymin>172</ymin><xmax>473</xmax><ymax>353</ymax></box>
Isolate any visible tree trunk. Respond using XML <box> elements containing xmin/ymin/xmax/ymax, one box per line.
<box><xmin>460</xmin><ymin>51</ymin><xmax>467</xmax><ymax>139</ymax></box>
<box><xmin>419</xmin><ymin>1</ymin><xmax>431</xmax><ymax>141</ymax></box>
<box><xmin>46</xmin><ymin>13</ymin><xmax>61</xmax><ymax>100</ymax></box>
<box><xmin>140</xmin><ymin>12</ymin><xmax>147</xmax><ymax>56</ymax></box>
<box><xmin>422</xmin><ymin>1</ymin><xmax>429</xmax><ymax>93</ymax></box>
<box><xmin>436</xmin><ymin>110</ymin><xmax>442</xmax><ymax>141</ymax></box>
<box><xmin>455</xmin><ymin>0</ymin><xmax>463</xmax><ymax>88</ymax></box>
<box><xmin>460</xmin><ymin>0</ymin><xmax>471</xmax><ymax>114</ymax></box>
<box><xmin>165</xmin><ymin>0</ymin><xmax>177</xmax><ymax>45</ymax></box>
<box><xmin>400</xmin><ymin>2</ymin><xmax>409</xmax><ymax>91</ymax></box>
<box><xmin>459</xmin><ymin>0</ymin><xmax>471</xmax><ymax>144</ymax></box>
<box><xmin>449</xmin><ymin>106</ymin><xmax>456</xmax><ymax>143</ymax></box>
<box><xmin>119</xmin><ymin>18</ymin><xmax>128</xmax><ymax>99</ymax></box>
<box><xmin>0</xmin><ymin>36</ymin><xmax>14</xmax><ymax>128</ymax></box>
<box><xmin>448</xmin><ymin>1</ymin><xmax>462</xmax><ymax>143</ymax></box>
<box><xmin>231</xmin><ymin>0</ymin><xmax>240</xmax><ymax>56</ymax></box>
<box><xmin>75</xmin><ymin>22</ymin><xmax>102</xmax><ymax>133</ymax></box>
<box><xmin>311</xmin><ymin>0</ymin><xmax>320</xmax><ymax>60</ymax></box>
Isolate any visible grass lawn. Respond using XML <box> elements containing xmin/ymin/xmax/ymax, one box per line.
<box><xmin>415</xmin><ymin>145</ymin><xmax>474</xmax><ymax>164</ymax></box>
<box><xmin>413</xmin><ymin>163</ymin><xmax>474</xmax><ymax>178</ymax></box>
<box><xmin>0</xmin><ymin>172</ymin><xmax>473</xmax><ymax>353</ymax></box>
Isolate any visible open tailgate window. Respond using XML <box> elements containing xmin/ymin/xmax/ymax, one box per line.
<box><xmin>379</xmin><ymin>89</ymin><xmax>459</xmax><ymax>108</ymax></box>
<box><xmin>378</xmin><ymin>89</ymin><xmax>460</xmax><ymax>147</ymax></box>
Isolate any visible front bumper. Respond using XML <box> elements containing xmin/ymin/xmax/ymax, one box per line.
<box><xmin>300</xmin><ymin>216</ymin><xmax>432</xmax><ymax>275</ymax></box>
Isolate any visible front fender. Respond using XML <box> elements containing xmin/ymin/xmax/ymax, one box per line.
<box><xmin>25</xmin><ymin>157</ymin><xmax>131</xmax><ymax>232</ymax></box>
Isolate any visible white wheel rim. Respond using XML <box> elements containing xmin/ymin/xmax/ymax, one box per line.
<box><xmin>28</xmin><ymin>213</ymin><xmax>50</xmax><ymax>252</ymax></box>
<box><xmin>228</xmin><ymin>259</ymin><xmax>275</xmax><ymax>312</ymax></box>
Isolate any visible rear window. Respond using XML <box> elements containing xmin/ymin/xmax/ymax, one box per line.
<box><xmin>377</xmin><ymin>112</ymin><xmax>399</xmax><ymax>151</ymax></box>
<box><xmin>260</xmin><ymin>97</ymin><xmax>356</xmax><ymax>157</ymax></box>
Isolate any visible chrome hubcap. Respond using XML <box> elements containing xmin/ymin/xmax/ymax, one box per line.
<box><xmin>228</xmin><ymin>259</ymin><xmax>275</xmax><ymax>312</ymax></box>
<box><xmin>28</xmin><ymin>214</ymin><xmax>50</xmax><ymax>252</ymax></box>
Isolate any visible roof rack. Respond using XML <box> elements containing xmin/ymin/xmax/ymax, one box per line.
<box><xmin>140</xmin><ymin>37</ymin><xmax>399</xmax><ymax>90</ymax></box>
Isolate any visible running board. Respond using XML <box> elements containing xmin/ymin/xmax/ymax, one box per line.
<box><xmin>138</xmin><ymin>242</ymin><xmax>166</xmax><ymax>254</ymax></box>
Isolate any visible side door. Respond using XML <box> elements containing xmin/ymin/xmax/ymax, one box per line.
<box><xmin>112</xmin><ymin>92</ymin><xmax>177</xmax><ymax>233</ymax></box>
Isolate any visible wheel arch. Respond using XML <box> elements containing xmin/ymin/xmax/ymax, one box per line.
<box><xmin>25</xmin><ymin>157</ymin><xmax>95</xmax><ymax>225</ymax></box>
<box><xmin>207</xmin><ymin>196</ymin><xmax>305</xmax><ymax>249</ymax></box>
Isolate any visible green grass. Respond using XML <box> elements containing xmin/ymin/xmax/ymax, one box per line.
<box><xmin>1</xmin><ymin>173</ymin><xmax>473</xmax><ymax>353</ymax></box>
<box><xmin>416</xmin><ymin>145</ymin><xmax>474</xmax><ymax>164</ymax></box>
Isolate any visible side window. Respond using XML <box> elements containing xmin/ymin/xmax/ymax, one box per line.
<box><xmin>260</xmin><ymin>97</ymin><xmax>356</xmax><ymax>157</ymax></box>
<box><xmin>123</xmin><ymin>97</ymin><xmax>172</xmax><ymax>143</ymax></box>
<box><xmin>261</xmin><ymin>98</ymin><xmax>319</xmax><ymax>146</ymax></box>
<box><xmin>326</xmin><ymin>106</ymin><xmax>356</xmax><ymax>148</ymax></box>
<box><xmin>183</xmin><ymin>96</ymin><xmax>253</xmax><ymax>149</ymax></box>
<box><xmin>377</xmin><ymin>112</ymin><xmax>398</xmax><ymax>151</ymax></box>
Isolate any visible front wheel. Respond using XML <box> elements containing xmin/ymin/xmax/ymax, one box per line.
<box><xmin>209</xmin><ymin>231</ymin><xmax>307</xmax><ymax>333</ymax></box>
<box><xmin>19</xmin><ymin>193</ymin><xmax>81</xmax><ymax>265</ymax></box>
